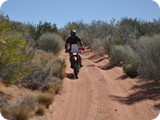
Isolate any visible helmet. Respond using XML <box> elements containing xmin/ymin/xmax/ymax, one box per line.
<box><xmin>70</xmin><ymin>29</ymin><xmax>76</xmax><ymax>36</ymax></box>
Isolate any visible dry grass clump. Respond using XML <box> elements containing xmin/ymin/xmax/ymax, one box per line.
<box><xmin>52</xmin><ymin>82</ymin><xmax>63</xmax><ymax>94</ymax></box>
<box><xmin>51</xmin><ymin>59</ymin><xmax>66</xmax><ymax>79</ymax></box>
<box><xmin>1</xmin><ymin>107</ymin><xmax>11</xmax><ymax>120</ymax></box>
<box><xmin>23</xmin><ymin>50</ymin><xmax>65</xmax><ymax>93</ymax></box>
<box><xmin>1</xmin><ymin>95</ymin><xmax>38</xmax><ymax>120</ymax></box>
<box><xmin>36</xmin><ymin>104</ymin><xmax>46</xmax><ymax>116</ymax></box>
<box><xmin>37</xmin><ymin>32</ymin><xmax>64</xmax><ymax>54</ymax></box>
<box><xmin>37</xmin><ymin>92</ymin><xmax>54</xmax><ymax>109</ymax></box>
<box><xmin>41</xmin><ymin>82</ymin><xmax>63</xmax><ymax>94</ymax></box>
<box><xmin>30</xmin><ymin>49</ymin><xmax>66</xmax><ymax>80</ymax></box>
<box><xmin>1</xmin><ymin>91</ymin><xmax>55</xmax><ymax>119</ymax></box>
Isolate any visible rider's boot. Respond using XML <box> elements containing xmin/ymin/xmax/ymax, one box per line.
<box><xmin>70</xmin><ymin>64</ymin><xmax>73</xmax><ymax>68</ymax></box>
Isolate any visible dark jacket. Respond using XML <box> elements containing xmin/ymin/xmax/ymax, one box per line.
<box><xmin>65</xmin><ymin>36</ymin><xmax>84</xmax><ymax>51</ymax></box>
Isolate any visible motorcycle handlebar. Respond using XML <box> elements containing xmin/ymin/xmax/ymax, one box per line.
<box><xmin>79</xmin><ymin>47</ymin><xmax>85</xmax><ymax>51</ymax></box>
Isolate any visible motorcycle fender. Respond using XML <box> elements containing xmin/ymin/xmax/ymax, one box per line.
<box><xmin>73</xmin><ymin>56</ymin><xmax>78</xmax><ymax>61</ymax></box>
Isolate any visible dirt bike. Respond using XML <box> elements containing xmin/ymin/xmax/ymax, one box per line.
<box><xmin>66</xmin><ymin>45</ymin><xmax>84</xmax><ymax>79</ymax></box>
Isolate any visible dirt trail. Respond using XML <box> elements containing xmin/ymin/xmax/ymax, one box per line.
<box><xmin>42</xmin><ymin>50</ymin><xmax>159</xmax><ymax>120</ymax></box>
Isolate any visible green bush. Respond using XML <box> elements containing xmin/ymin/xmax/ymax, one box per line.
<box><xmin>35</xmin><ymin>21</ymin><xmax>58</xmax><ymax>40</ymax></box>
<box><xmin>110</xmin><ymin>45</ymin><xmax>138</xmax><ymax>65</ymax></box>
<box><xmin>0</xmin><ymin>19</ymin><xmax>33</xmax><ymax>84</ymax></box>
<box><xmin>37</xmin><ymin>33</ymin><xmax>63</xmax><ymax>54</ymax></box>
<box><xmin>110</xmin><ymin>45</ymin><xmax>125</xmax><ymax>66</ymax></box>
<box><xmin>102</xmin><ymin>36</ymin><xmax>115</xmax><ymax>56</ymax></box>
<box><xmin>0</xmin><ymin>38</ymin><xmax>32</xmax><ymax>84</ymax></box>
<box><xmin>123</xmin><ymin>64</ymin><xmax>138</xmax><ymax>78</ymax></box>
<box><xmin>137</xmin><ymin>34</ymin><xmax>160</xmax><ymax>81</ymax></box>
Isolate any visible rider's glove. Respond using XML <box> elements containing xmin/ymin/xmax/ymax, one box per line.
<box><xmin>81</xmin><ymin>47</ymin><xmax>85</xmax><ymax>51</ymax></box>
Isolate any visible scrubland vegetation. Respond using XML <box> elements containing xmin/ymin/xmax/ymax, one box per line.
<box><xmin>61</xmin><ymin>18</ymin><xmax>160</xmax><ymax>81</ymax></box>
<box><xmin>0</xmin><ymin>13</ymin><xmax>65</xmax><ymax>119</ymax></box>
<box><xmin>0</xmin><ymin>11</ymin><xmax>160</xmax><ymax>119</ymax></box>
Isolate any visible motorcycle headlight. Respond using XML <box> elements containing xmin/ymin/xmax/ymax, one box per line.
<box><xmin>73</xmin><ymin>53</ymin><xmax>77</xmax><ymax>55</ymax></box>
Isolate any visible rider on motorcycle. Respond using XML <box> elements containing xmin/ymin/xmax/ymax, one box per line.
<box><xmin>65</xmin><ymin>29</ymin><xmax>84</xmax><ymax>68</ymax></box>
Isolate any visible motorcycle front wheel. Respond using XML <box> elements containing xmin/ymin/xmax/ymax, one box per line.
<box><xmin>73</xmin><ymin>63</ymin><xmax>79</xmax><ymax>79</ymax></box>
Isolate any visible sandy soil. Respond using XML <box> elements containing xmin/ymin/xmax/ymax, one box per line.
<box><xmin>34</xmin><ymin>49</ymin><xmax>160</xmax><ymax>120</ymax></box>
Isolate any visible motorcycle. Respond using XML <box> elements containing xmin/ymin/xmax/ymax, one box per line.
<box><xmin>66</xmin><ymin>44</ymin><xmax>84</xmax><ymax>79</ymax></box>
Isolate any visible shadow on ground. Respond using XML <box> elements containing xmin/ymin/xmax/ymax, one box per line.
<box><xmin>110</xmin><ymin>80</ymin><xmax>160</xmax><ymax>108</ymax></box>
<box><xmin>98</xmin><ymin>64</ymin><xmax>115</xmax><ymax>70</ymax></box>
<box><xmin>116</xmin><ymin>74</ymin><xmax>129</xmax><ymax>80</ymax></box>
<box><xmin>66</xmin><ymin>73</ymin><xmax>75</xmax><ymax>80</ymax></box>
<box><xmin>93</xmin><ymin>56</ymin><xmax>108</xmax><ymax>63</ymax></box>
<box><xmin>154</xmin><ymin>103</ymin><xmax>160</xmax><ymax>110</ymax></box>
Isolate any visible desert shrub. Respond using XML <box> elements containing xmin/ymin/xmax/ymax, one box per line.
<box><xmin>0</xmin><ymin>22</ymin><xmax>33</xmax><ymax>84</ymax></box>
<box><xmin>10</xmin><ymin>21</ymin><xmax>36</xmax><ymax>41</ymax></box>
<box><xmin>23</xmin><ymin>50</ymin><xmax>65</xmax><ymax>93</ymax></box>
<box><xmin>84</xmin><ymin>20</ymin><xmax>116</xmax><ymax>47</ymax></box>
<box><xmin>30</xmin><ymin>50</ymin><xmax>66</xmax><ymax>80</ymax></box>
<box><xmin>137</xmin><ymin>34</ymin><xmax>160</xmax><ymax>81</ymax></box>
<box><xmin>110</xmin><ymin>45</ymin><xmax>126</xmax><ymax>66</ymax></box>
<box><xmin>123</xmin><ymin>64</ymin><xmax>138</xmax><ymax>78</ymax></box>
<box><xmin>102</xmin><ymin>36</ymin><xmax>116</xmax><ymax>56</ymax></box>
<box><xmin>35</xmin><ymin>21</ymin><xmax>58</xmax><ymax>40</ymax></box>
<box><xmin>110</xmin><ymin>45</ymin><xmax>138</xmax><ymax>67</ymax></box>
<box><xmin>110</xmin><ymin>45</ymin><xmax>127</xmax><ymax>65</ymax></box>
<box><xmin>37</xmin><ymin>92</ymin><xmax>54</xmax><ymax>109</ymax></box>
<box><xmin>140</xmin><ymin>19</ymin><xmax>160</xmax><ymax>36</ymax></box>
<box><xmin>117</xmin><ymin>18</ymin><xmax>141</xmax><ymax>45</ymax></box>
<box><xmin>51</xmin><ymin>81</ymin><xmax>63</xmax><ymax>94</ymax></box>
<box><xmin>0</xmin><ymin>98</ymin><xmax>9</xmax><ymax>108</ymax></box>
<box><xmin>58</xmin><ymin>29</ymin><xmax>69</xmax><ymax>41</ymax></box>
<box><xmin>36</xmin><ymin>104</ymin><xmax>46</xmax><ymax>116</ymax></box>
<box><xmin>52</xmin><ymin>59</ymin><xmax>66</xmax><ymax>79</ymax></box>
<box><xmin>1</xmin><ymin>95</ymin><xmax>37</xmax><ymax>120</ymax></box>
<box><xmin>37</xmin><ymin>32</ymin><xmax>63</xmax><ymax>54</ymax></box>
<box><xmin>89</xmin><ymin>38</ymin><xmax>104</xmax><ymax>52</ymax></box>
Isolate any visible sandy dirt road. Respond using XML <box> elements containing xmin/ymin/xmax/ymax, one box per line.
<box><xmin>43</xmin><ymin>50</ymin><xmax>159</xmax><ymax>120</ymax></box>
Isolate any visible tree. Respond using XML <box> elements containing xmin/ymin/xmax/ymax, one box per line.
<box><xmin>35</xmin><ymin>21</ymin><xmax>58</xmax><ymax>40</ymax></box>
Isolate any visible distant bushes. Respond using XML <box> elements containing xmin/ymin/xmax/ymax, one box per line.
<box><xmin>34</xmin><ymin>21</ymin><xmax>58</xmax><ymax>40</ymax></box>
<box><xmin>37</xmin><ymin>33</ymin><xmax>63</xmax><ymax>54</ymax></box>
<box><xmin>61</xmin><ymin>18</ymin><xmax>160</xmax><ymax>81</ymax></box>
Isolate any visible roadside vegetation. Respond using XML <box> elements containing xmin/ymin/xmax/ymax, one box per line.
<box><xmin>0</xmin><ymin>13</ymin><xmax>65</xmax><ymax>119</ymax></box>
